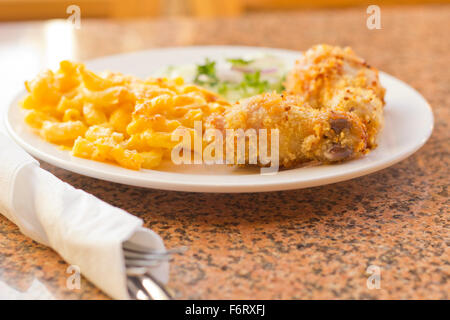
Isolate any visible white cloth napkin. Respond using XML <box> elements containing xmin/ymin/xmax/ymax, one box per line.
<box><xmin>0</xmin><ymin>133</ymin><xmax>169</xmax><ymax>299</ymax></box>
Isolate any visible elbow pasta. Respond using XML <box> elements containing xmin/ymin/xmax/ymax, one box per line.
<box><xmin>21</xmin><ymin>61</ymin><xmax>230</xmax><ymax>170</ymax></box>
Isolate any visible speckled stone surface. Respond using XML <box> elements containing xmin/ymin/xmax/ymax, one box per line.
<box><xmin>0</xmin><ymin>5</ymin><xmax>449</xmax><ymax>299</ymax></box>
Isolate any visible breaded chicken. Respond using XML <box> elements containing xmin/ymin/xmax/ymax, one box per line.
<box><xmin>326</xmin><ymin>86</ymin><xmax>384</xmax><ymax>148</ymax></box>
<box><xmin>285</xmin><ymin>44</ymin><xmax>385</xmax><ymax>148</ymax></box>
<box><xmin>208</xmin><ymin>92</ymin><xmax>368</xmax><ymax>168</ymax></box>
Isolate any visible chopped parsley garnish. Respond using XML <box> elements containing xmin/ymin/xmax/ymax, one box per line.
<box><xmin>217</xmin><ymin>82</ymin><xmax>230</xmax><ymax>96</ymax></box>
<box><xmin>194</xmin><ymin>58</ymin><xmax>219</xmax><ymax>86</ymax></box>
<box><xmin>241</xmin><ymin>71</ymin><xmax>270</xmax><ymax>94</ymax></box>
<box><xmin>192</xmin><ymin>58</ymin><xmax>286</xmax><ymax>101</ymax></box>
<box><xmin>226</xmin><ymin>58</ymin><xmax>254</xmax><ymax>66</ymax></box>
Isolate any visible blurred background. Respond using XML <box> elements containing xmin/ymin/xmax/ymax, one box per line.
<box><xmin>0</xmin><ymin>0</ymin><xmax>448</xmax><ymax>112</ymax></box>
<box><xmin>0</xmin><ymin>0</ymin><xmax>448</xmax><ymax>20</ymax></box>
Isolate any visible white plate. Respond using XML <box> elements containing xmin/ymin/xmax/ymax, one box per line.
<box><xmin>4</xmin><ymin>46</ymin><xmax>434</xmax><ymax>193</ymax></box>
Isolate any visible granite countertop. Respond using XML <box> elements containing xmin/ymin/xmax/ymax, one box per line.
<box><xmin>0</xmin><ymin>5</ymin><xmax>448</xmax><ymax>299</ymax></box>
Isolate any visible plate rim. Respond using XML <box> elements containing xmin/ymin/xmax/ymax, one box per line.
<box><xmin>4</xmin><ymin>45</ymin><xmax>434</xmax><ymax>193</ymax></box>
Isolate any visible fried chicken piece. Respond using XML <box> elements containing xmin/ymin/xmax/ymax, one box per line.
<box><xmin>326</xmin><ymin>86</ymin><xmax>384</xmax><ymax>148</ymax></box>
<box><xmin>285</xmin><ymin>44</ymin><xmax>385</xmax><ymax>148</ymax></box>
<box><xmin>208</xmin><ymin>92</ymin><xmax>368</xmax><ymax>168</ymax></box>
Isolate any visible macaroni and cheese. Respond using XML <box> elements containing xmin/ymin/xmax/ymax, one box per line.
<box><xmin>22</xmin><ymin>61</ymin><xmax>230</xmax><ymax>170</ymax></box>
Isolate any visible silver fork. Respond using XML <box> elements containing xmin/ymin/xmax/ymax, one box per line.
<box><xmin>123</xmin><ymin>241</ymin><xmax>187</xmax><ymax>300</ymax></box>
